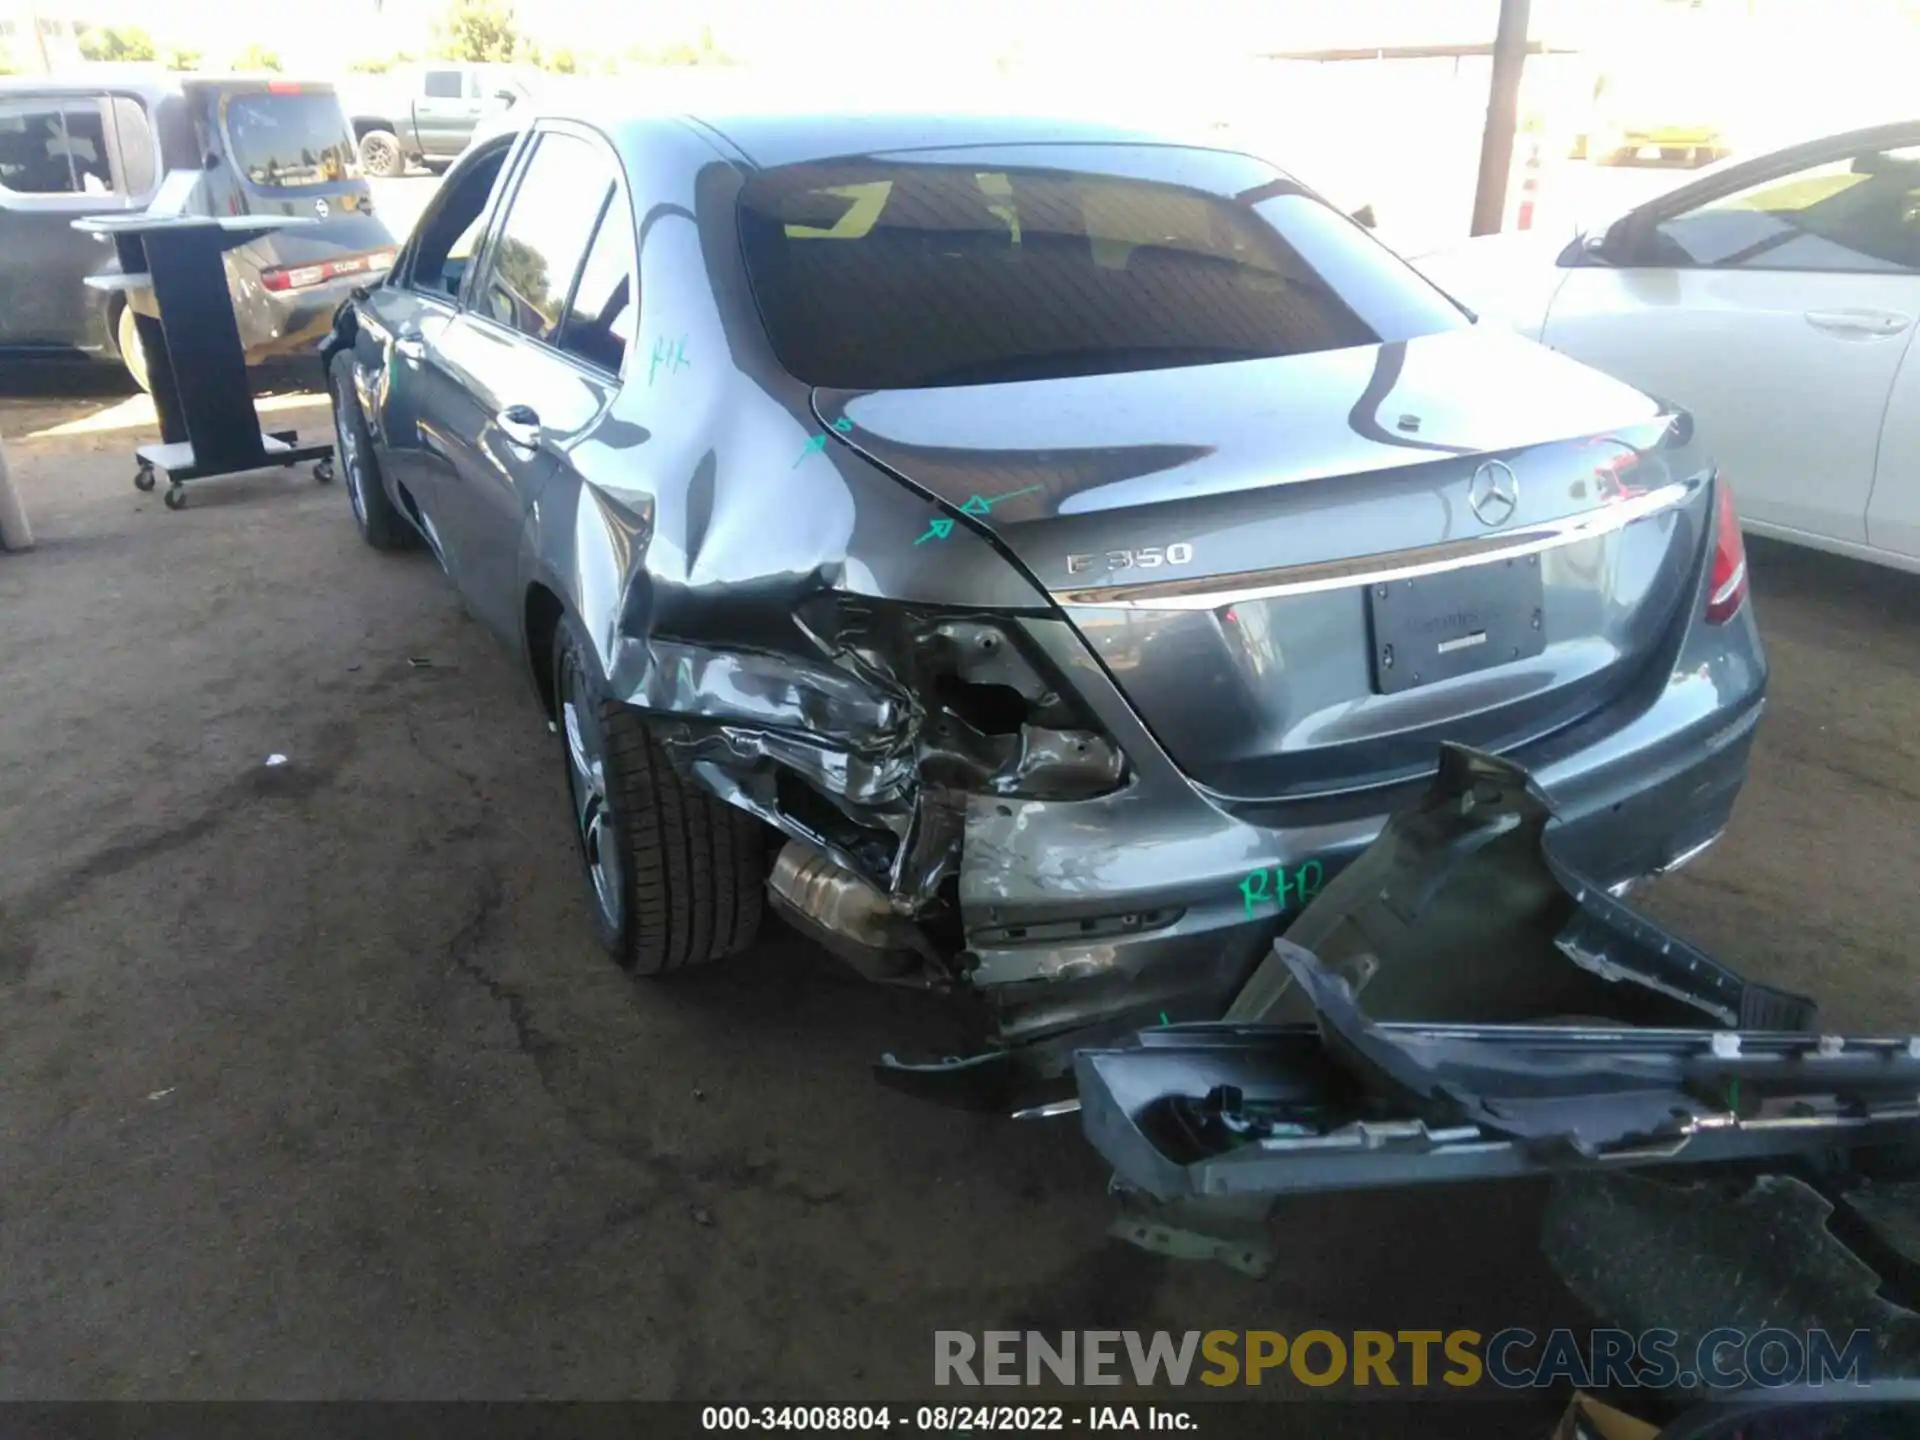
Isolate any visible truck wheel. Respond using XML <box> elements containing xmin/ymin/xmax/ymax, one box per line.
<box><xmin>552</xmin><ymin>613</ymin><xmax>766</xmax><ymax>975</ymax></box>
<box><xmin>115</xmin><ymin>304</ymin><xmax>152</xmax><ymax>394</ymax></box>
<box><xmin>358</xmin><ymin>129</ymin><xmax>406</xmax><ymax>178</ymax></box>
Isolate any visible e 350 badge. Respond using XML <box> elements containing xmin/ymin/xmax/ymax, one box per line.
<box><xmin>1065</xmin><ymin>543</ymin><xmax>1195</xmax><ymax>575</ymax></box>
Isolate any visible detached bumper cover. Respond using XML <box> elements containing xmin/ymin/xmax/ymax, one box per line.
<box><xmin>1076</xmin><ymin>747</ymin><xmax>1920</xmax><ymax>1210</ymax></box>
<box><xmin>1079</xmin><ymin>959</ymin><xmax>1920</xmax><ymax>1202</ymax></box>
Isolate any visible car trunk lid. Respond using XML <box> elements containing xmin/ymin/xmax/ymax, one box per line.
<box><xmin>819</xmin><ymin>326</ymin><xmax>1711</xmax><ymax>800</ymax></box>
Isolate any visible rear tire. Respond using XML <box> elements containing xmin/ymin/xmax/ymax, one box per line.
<box><xmin>327</xmin><ymin>351</ymin><xmax>417</xmax><ymax>552</ymax></box>
<box><xmin>357</xmin><ymin>129</ymin><xmax>406</xmax><ymax>178</ymax></box>
<box><xmin>116</xmin><ymin>303</ymin><xmax>151</xmax><ymax>394</ymax></box>
<box><xmin>552</xmin><ymin>614</ymin><xmax>766</xmax><ymax>975</ymax></box>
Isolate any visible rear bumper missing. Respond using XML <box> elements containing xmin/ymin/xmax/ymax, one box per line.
<box><xmin>958</xmin><ymin>624</ymin><xmax>1764</xmax><ymax>1061</ymax></box>
<box><xmin>1067</xmin><ymin>748</ymin><xmax>1920</xmax><ymax>1275</ymax></box>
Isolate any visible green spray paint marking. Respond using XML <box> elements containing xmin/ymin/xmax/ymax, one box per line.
<box><xmin>1159</xmin><ymin>1011</ymin><xmax>1171</xmax><ymax>1027</ymax></box>
<box><xmin>648</xmin><ymin>333</ymin><xmax>689</xmax><ymax>385</ymax></box>
<box><xmin>792</xmin><ymin>417</ymin><xmax>856</xmax><ymax>468</ymax></box>
<box><xmin>960</xmin><ymin>484</ymin><xmax>1044</xmax><ymax>515</ymax></box>
<box><xmin>1240</xmin><ymin>859</ymin><xmax>1327</xmax><ymax>919</ymax></box>
<box><xmin>916</xmin><ymin>485</ymin><xmax>1046</xmax><ymax>543</ymax></box>
<box><xmin>914</xmin><ymin>518</ymin><xmax>955</xmax><ymax>545</ymax></box>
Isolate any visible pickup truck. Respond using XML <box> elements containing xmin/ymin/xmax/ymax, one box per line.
<box><xmin>342</xmin><ymin>63</ymin><xmax>532</xmax><ymax>177</ymax></box>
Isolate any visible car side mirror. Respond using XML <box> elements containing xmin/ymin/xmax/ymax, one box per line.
<box><xmin>1350</xmin><ymin>203</ymin><xmax>1378</xmax><ymax>231</ymax></box>
<box><xmin>495</xmin><ymin>90</ymin><xmax>519</xmax><ymax>106</ymax></box>
<box><xmin>1591</xmin><ymin>216</ymin><xmax>1637</xmax><ymax>264</ymax></box>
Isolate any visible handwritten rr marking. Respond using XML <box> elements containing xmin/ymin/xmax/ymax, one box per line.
<box><xmin>1239</xmin><ymin>860</ymin><xmax>1326</xmax><ymax>920</ymax></box>
<box><xmin>648</xmin><ymin>334</ymin><xmax>690</xmax><ymax>386</ymax></box>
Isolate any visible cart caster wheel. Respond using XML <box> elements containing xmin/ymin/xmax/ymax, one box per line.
<box><xmin>162</xmin><ymin>486</ymin><xmax>188</xmax><ymax>511</ymax></box>
<box><xmin>134</xmin><ymin>465</ymin><xmax>156</xmax><ymax>493</ymax></box>
<box><xmin>313</xmin><ymin>460</ymin><xmax>335</xmax><ymax>484</ymax></box>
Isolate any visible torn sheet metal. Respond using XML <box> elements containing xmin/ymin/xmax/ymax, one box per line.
<box><xmin>1226</xmin><ymin>744</ymin><xmax>1806</xmax><ymax>1030</ymax></box>
<box><xmin>619</xmin><ymin>606</ymin><xmax>1124</xmax><ymax>922</ymax></box>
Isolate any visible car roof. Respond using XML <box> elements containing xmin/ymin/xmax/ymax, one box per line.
<box><xmin>512</xmin><ymin>76</ymin><xmax>1224</xmax><ymax>170</ymax></box>
<box><xmin>0</xmin><ymin>72</ymin><xmax>341</xmax><ymax>99</ymax></box>
<box><xmin>0</xmin><ymin>69</ymin><xmax>177</xmax><ymax>99</ymax></box>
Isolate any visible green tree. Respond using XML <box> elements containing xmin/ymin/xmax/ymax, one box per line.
<box><xmin>434</xmin><ymin>0</ymin><xmax>519</xmax><ymax>64</ymax></box>
<box><xmin>78</xmin><ymin>24</ymin><xmax>158</xmax><ymax>62</ymax></box>
<box><xmin>541</xmin><ymin>45</ymin><xmax>577</xmax><ymax>74</ymax></box>
<box><xmin>233</xmin><ymin>43</ymin><xmax>283</xmax><ymax>72</ymax></box>
<box><xmin>644</xmin><ymin>25</ymin><xmax>737</xmax><ymax>67</ymax></box>
<box><xmin>164</xmin><ymin>46</ymin><xmax>203</xmax><ymax>71</ymax></box>
<box><xmin>349</xmin><ymin>51</ymin><xmax>415</xmax><ymax>74</ymax></box>
<box><xmin>491</xmin><ymin>236</ymin><xmax>550</xmax><ymax>316</ymax></box>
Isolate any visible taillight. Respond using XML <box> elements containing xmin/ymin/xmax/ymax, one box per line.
<box><xmin>259</xmin><ymin>249</ymin><xmax>397</xmax><ymax>293</ymax></box>
<box><xmin>1705</xmin><ymin>475</ymin><xmax>1748</xmax><ymax>625</ymax></box>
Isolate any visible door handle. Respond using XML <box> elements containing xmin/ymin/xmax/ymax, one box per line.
<box><xmin>1804</xmin><ymin>308</ymin><xmax>1913</xmax><ymax>337</ymax></box>
<box><xmin>497</xmin><ymin>404</ymin><xmax>541</xmax><ymax>451</ymax></box>
<box><xmin>394</xmin><ymin>336</ymin><xmax>426</xmax><ymax>362</ymax></box>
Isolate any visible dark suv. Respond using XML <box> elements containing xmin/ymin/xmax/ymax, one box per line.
<box><xmin>0</xmin><ymin>72</ymin><xmax>396</xmax><ymax>389</ymax></box>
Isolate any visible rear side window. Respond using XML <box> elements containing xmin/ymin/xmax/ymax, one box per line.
<box><xmin>737</xmin><ymin>152</ymin><xmax>1468</xmax><ymax>390</ymax></box>
<box><xmin>558</xmin><ymin>196</ymin><xmax>637</xmax><ymax>374</ymax></box>
<box><xmin>222</xmin><ymin>91</ymin><xmax>357</xmax><ymax>191</ymax></box>
<box><xmin>424</xmin><ymin>71</ymin><xmax>463</xmax><ymax>100</ymax></box>
<box><xmin>473</xmin><ymin>131</ymin><xmax>613</xmax><ymax>344</ymax></box>
<box><xmin>0</xmin><ymin>98</ymin><xmax>115</xmax><ymax>195</ymax></box>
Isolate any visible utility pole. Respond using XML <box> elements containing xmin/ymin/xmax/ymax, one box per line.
<box><xmin>21</xmin><ymin>0</ymin><xmax>55</xmax><ymax>73</ymax></box>
<box><xmin>0</xmin><ymin>436</ymin><xmax>34</xmax><ymax>553</ymax></box>
<box><xmin>1470</xmin><ymin>0</ymin><xmax>1533</xmax><ymax>235</ymax></box>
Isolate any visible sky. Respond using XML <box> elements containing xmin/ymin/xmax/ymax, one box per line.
<box><xmin>13</xmin><ymin>0</ymin><xmax>1920</xmax><ymax>129</ymax></box>
<box><xmin>12</xmin><ymin>0</ymin><xmax>1652</xmax><ymax>73</ymax></box>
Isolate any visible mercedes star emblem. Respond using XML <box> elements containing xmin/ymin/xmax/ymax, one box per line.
<box><xmin>1469</xmin><ymin>459</ymin><xmax>1520</xmax><ymax>528</ymax></box>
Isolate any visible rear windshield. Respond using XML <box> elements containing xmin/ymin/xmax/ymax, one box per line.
<box><xmin>221</xmin><ymin>91</ymin><xmax>356</xmax><ymax>191</ymax></box>
<box><xmin>736</xmin><ymin>149</ymin><xmax>1469</xmax><ymax>390</ymax></box>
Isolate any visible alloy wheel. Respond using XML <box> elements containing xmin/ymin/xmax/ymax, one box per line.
<box><xmin>333</xmin><ymin>382</ymin><xmax>369</xmax><ymax>528</ymax></box>
<box><xmin>360</xmin><ymin>134</ymin><xmax>401</xmax><ymax>176</ymax></box>
<box><xmin>561</xmin><ymin>662</ymin><xmax>623</xmax><ymax>932</ymax></box>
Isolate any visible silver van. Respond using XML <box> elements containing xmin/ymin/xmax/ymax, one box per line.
<box><xmin>0</xmin><ymin>72</ymin><xmax>397</xmax><ymax>388</ymax></box>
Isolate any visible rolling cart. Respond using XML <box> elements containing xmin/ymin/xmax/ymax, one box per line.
<box><xmin>74</xmin><ymin>206</ymin><xmax>334</xmax><ymax>511</ymax></box>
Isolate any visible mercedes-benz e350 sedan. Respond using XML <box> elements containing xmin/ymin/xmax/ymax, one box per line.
<box><xmin>321</xmin><ymin>102</ymin><xmax>1764</xmax><ymax>1074</ymax></box>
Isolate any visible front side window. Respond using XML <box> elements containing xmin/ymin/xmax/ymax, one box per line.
<box><xmin>222</xmin><ymin>90</ymin><xmax>357</xmax><ymax>191</ymax></box>
<box><xmin>0</xmin><ymin>99</ymin><xmax>115</xmax><ymax>196</ymax></box>
<box><xmin>737</xmin><ymin>150</ymin><xmax>1468</xmax><ymax>390</ymax></box>
<box><xmin>407</xmin><ymin>143</ymin><xmax>512</xmax><ymax>298</ymax></box>
<box><xmin>473</xmin><ymin>131</ymin><xmax>613</xmax><ymax>343</ymax></box>
<box><xmin>424</xmin><ymin>71</ymin><xmax>463</xmax><ymax>100</ymax></box>
<box><xmin>1646</xmin><ymin>146</ymin><xmax>1920</xmax><ymax>272</ymax></box>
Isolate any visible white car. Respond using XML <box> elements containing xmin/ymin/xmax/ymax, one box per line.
<box><xmin>1413</xmin><ymin>121</ymin><xmax>1920</xmax><ymax>574</ymax></box>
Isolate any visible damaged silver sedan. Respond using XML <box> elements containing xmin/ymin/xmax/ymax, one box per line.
<box><xmin>320</xmin><ymin>100</ymin><xmax>1766</xmax><ymax>1079</ymax></box>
